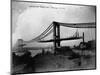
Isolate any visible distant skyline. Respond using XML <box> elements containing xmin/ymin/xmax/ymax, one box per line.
<box><xmin>12</xmin><ymin>1</ymin><xmax>96</xmax><ymax>48</ymax></box>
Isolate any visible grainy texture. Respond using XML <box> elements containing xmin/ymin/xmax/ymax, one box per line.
<box><xmin>11</xmin><ymin>0</ymin><xmax>96</xmax><ymax>74</ymax></box>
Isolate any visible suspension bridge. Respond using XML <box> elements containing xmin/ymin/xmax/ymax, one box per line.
<box><xmin>18</xmin><ymin>21</ymin><xmax>96</xmax><ymax>53</ymax></box>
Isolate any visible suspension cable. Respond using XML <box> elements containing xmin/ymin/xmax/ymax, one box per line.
<box><xmin>33</xmin><ymin>23</ymin><xmax>53</xmax><ymax>41</ymax></box>
<box><xmin>38</xmin><ymin>28</ymin><xmax>53</xmax><ymax>41</ymax></box>
<box><xmin>25</xmin><ymin>23</ymin><xmax>53</xmax><ymax>43</ymax></box>
<box><xmin>58</xmin><ymin>22</ymin><xmax>96</xmax><ymax>28</ymax></box>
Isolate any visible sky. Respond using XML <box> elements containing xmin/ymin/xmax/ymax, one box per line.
<box><xmin>12</xmin><ymin>0</ymin><xmax>96</xmax><ymax>48</ymax></box>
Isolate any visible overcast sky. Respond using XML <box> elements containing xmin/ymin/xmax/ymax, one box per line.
<box><xmin>12</xmin><ymin>1</ymin><xmax>96</xmax><ymax>48</ymax></box>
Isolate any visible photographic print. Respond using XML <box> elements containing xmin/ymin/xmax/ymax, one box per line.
<box><xmin>11</xmin><ymin>0</ymin><xmax>96</xmax><ymax>74</ymax></box>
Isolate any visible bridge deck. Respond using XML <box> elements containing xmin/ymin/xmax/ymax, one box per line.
<box><xmin>39</xmin><ymin>37</ymin><xmax>83</xmax><ymax>42</ymax></box>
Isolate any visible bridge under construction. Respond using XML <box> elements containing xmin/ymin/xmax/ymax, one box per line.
<box><xmin>18</xmin><ymin>21</ymin><xmax>96</xmax><ymax>53</ymax></box>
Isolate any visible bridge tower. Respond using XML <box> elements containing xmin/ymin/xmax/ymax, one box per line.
<box><xmin>83</xmin><ymin>32</ymin><xmax>84</xmax><ymax>43</ymax></box>
<box><xmin>53</xmin><ymin>22</ymin><xmax>60</xmax><ymax>52</ymax></box>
